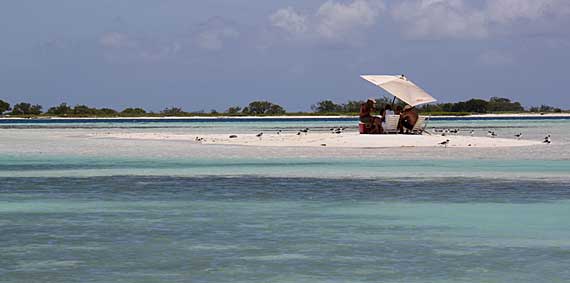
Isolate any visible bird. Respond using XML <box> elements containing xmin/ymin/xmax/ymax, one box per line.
<box><xmin>470</xmin><ymin>130</ymin><xmax>474</xmax><ymax>137</ymax></box>
<box><xmin>439</xmin><ymin>139</ymin><xmax>450</xmax><ymax>147</ymax></box>
<box><xmin>229</xmin><ymin>135</ymin><xmax>238</xmax><ymax>139</ymax></box>
<box><xmin>488</xmin><ymin>131</ymin><xmax>497</xmax><ymax>138</ymax></box>
<box><xmin>256</xmin><ymin>132</ymin><xmax>263</xmax><ymax>139</ymax></box>
<box><xmin>299</xmin><ymin>128</ymin><xmax>309</xmax><ymax>134</ymax></box>
<box><xmin>543</xmin><ymin>134</ymin><xmax>551</xmax><ymax>144</ymax></box>
<box><xmin>514</xmin><ymin>133</ymin><xmax>522</xmax><ymax>140</ymax></box>
<box><xmin>296</xmin><ymin>131</ymin><xmax>302</xmax><ymax>136</ymax></box>
<box><xmin>277</xmin><ymin>130</ymin><xmax>282</xmax><ymax>135</ymax></box>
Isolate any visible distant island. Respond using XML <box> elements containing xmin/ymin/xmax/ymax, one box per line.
<box><xmin>0</xmin><ymin>97</ymin><xmax>567</xmax><ymax>118</ymax></box>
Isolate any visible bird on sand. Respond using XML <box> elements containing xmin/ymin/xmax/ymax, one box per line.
<box><xmin>299</xmin><ymin>128</ymin><xmax>309</xmax><ymax>134</ymax></box>
<box><xmin>256</xmin><ymin>132</ymin><xmax>263</xmax><ymax>139</ymax></box>
<box><xmin>543</xmin><ymin>134</ymin><xmax>551</xmax><ymax>144</ymax></box>
<box><xmin>470</xmin><ymin>130</ymin><xmax>474</xmax><ymax>137</ymax></box>
<box><xmin>514</xmin><ymin>133</ymin><xmax>522</xmax><ymax>139</ymax></box>
<box><xmin>439</xmin><ymin>139</ymin><xmax>450</xmax><ymax>147</ymax></box>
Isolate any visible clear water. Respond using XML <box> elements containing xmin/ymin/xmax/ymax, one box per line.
<box><xmin>1</xmin><ymin>118</ymin><xmax>569</xmax><ymax>282</ymax></box>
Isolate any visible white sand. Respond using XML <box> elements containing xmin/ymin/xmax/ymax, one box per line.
<box><xmin>97</xmin><ymin>132</ymin><xmax>542</xmax><ymax>148</ymax></box>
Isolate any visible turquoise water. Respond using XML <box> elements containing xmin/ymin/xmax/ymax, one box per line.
<box><xmin>1</xmin><ymin>118</ymin><xmax>569</xmax><ymax>282</ymax></box>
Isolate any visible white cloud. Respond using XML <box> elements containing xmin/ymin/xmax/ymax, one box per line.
<box><xmin>194</xmin><ymin>17</ymin><xmax>240</xmax><ymax>51</ymax></box>
<box><xmin>269</xmin><ymin>7</ymin><xmax>308</xmax><ymax>35</ymax></box>
<box><xmin>316</xmin><ymin>0</ymin><xmax>385</xmax><ymax>39</ymax></box>
<box><xmin>487</xmin><ymin>0</ymin><xmax>570</xmax><ymax>23</ymax></box>
<box><xmin>99</xmin><ymin>32</ymin><xmax>182</xmax><ymax>63</ymax></box>
<box><xmin>390</xmin><ymin>0</ymin><xmax>570</xmax><ymax>40</ymax></box>
<box><xmin>391</xmin><ymin>0</ymin><xmax>487</xmax><ymax>39</ymax></box>
<box><xmin>99</xmin><ymin>32</ymin><xmax>134</xmax><ymax>49</ymax></box>
<box><xmin>269</xmin><ymin>0</ymin><xmax>384</xmax><ymax>42</ymax></box>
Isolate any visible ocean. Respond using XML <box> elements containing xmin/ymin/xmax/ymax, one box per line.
<box><xmin>1</xmin><ymin>118</ymin><xmax>569</xmax><ymax>282</ymax></box>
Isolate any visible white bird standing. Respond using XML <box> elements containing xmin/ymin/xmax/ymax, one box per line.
<box><xmin>439</xmin><ymin>139</ymin><xmax>450</xmax><ymax>147</ymax></box>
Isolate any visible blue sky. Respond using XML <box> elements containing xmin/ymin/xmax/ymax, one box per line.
<box><xmin>1</xmin><ymin>0</ymin><xmax>569</xmax><ymax>111</ymax></box>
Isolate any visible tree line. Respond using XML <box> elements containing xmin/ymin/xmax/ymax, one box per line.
<box><xmin>311</xmin><ymin>97</ymin><xmax>564</xmax><ymax>114</ymax></box>
<box><xmin>0</xmin><ymin>97</ymin><xmax>565</xmax><ymax>117</ymax></box>
<box><xmin>0</xmin><ymin>100</ymin><xmax>286</xmax><ymax>117</ymax></box>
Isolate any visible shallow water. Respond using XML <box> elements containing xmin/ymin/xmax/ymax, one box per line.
<box><xmin>1</xmin><ymin>118</ymin><xmax>569</xmax><ymax>282</ymax></box>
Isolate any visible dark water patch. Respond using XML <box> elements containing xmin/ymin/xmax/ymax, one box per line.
<box><xmin>1</xmin><ymin>176</ymin><xmax>569</xmax><ymax>204</ymax></box>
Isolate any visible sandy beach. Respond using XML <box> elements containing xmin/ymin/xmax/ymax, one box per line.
<box><xmin>96</xmin><ymin>132</ymin><xmax>542</xmax><ymax>148</ymax></box>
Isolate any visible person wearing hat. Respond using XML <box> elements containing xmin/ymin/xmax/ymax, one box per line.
<box><xmin>398</xmin><ymin>105</ymin><xmax>418</xmax><ymax>134</ymax></box>
<box><xmin>359</xmin><ymin>98</ymin><xmax>382</xmax><ymax>134</ymax></box>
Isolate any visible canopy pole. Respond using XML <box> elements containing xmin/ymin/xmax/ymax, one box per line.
<box><xmin>391</xmin><ymin>96</ymin><xmax>396</xmax><ymax>107</ymax></box>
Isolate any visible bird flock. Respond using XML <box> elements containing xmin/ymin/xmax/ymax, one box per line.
<box><xmin>196</xmin><ymin>126</ymin><xmax>554</xmax><ymax>147</ymax></box>
<box><xmin>436</xmin><ymin>129</ymin><xmax>552</xmax><ymax>147</ymax></box>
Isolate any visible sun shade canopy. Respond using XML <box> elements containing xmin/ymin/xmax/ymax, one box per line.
<box><xmin>361</xmin><ymin>75</ymin><xmax>437</xmax><ymax>107</ymax></box>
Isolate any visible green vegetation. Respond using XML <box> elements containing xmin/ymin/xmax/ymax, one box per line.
<box><xmin>0</xmin><ymin>97</ymin><xmax>566</xmax><ymax>118</ymax></box>
<box><xmin>0</xmin><ymin>99</ymin><xmax>11</xmax><ymax>114</ymax></box>
<box><xmin>241</xmin><ymin>101</ymin><xmax>285</xmax><ymax>115</ymax></box>
<box><xmin>417</xmin><ymin>97</ymin><xmax>524</xmax><ymax>113</ymax></box>
<box><xmin>121</xmin><ymin>108</ymin><xmax>147</xmax><ymax>116</ymax></box>
<box><xmin>10</xmin><ymin>103</ymin><xmax>43</xmax><ymax>115</ymax></box>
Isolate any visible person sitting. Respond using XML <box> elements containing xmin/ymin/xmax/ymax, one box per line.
<box><xmin>381</xmin><ymin>104</ymin><xmax>395</xmax><ymax>131</ymax></box>
<box><xmin>398</xmin><ymin>105</ymin><xmax>419</xmax><ymax>134</ymax></box>
<box><xmin>359</xmin><ymin>99</ymin><xmax>382</xmax><ymax>134</ymax></box>
<box><xmin>395</xmin><ymin>105</ymin><xmax>403</xmax><ymax>115</ymax></box>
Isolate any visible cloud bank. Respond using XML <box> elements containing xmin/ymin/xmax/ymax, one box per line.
<box><xmin>270</xmin><ymin>0</ymin><xmax>385</xmax><ymax>42</ymax></box>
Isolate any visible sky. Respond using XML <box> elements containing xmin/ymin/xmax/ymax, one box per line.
<box><xmin>1</xmin><ymin>0</ymin><xmax>569</xmax><ymax>112</ymax></box>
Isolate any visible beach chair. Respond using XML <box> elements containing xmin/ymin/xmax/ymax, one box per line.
<box><xmin>383</xmin><ymin>115</ymin><xmax>400</xmax><ymax>134</ymax></box>
<box><xmin>410</xmin><ymin>116</ymin><xmax>429</xmax><ymax>135</ymax></box>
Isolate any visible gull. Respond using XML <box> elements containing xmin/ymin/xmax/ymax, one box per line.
<box><xmin>488</xmin><ymin>131</ymin><xmax>497</xmax><ymax>138</ymax></box>
<box><xmin>543</xmin><ymin>134</ymin><xmax>551</xmax><ymax>144</ymax></box>
<box><xmin>256</xmin><ymin>132</ymin><xmax>263</xmax><ymax>139</ymax></box>
<box><xmin>470</xmin><ymin>130</ymin><xmax>474</xmax><ymax>137</ymax></box>
<box><xmin>439</xmin><ymin>139</ymin><xmax>450</xmax><ymax>147</ymax></box>
<box><xmin>514</xmin><ymin>133</ymin><xmax>522</xmax><ymax>140</ymax></box>
<box><xmin>299</xmin><ymin>128</ymin><xmax>309</xmax><ymax>134</ymax></box>
<box><xmin>229</xmin><ymin>135</ymin><xmax>238</xmax><ymax>139</ymax></box>
<box><xmin>296</xmin><ymin>132</ymin><xmax>302</xmax><ymax>136</ymax></box>
<box><xmin>277</xmin><ymin>130</ymin><xmax>282</xmax><ymax>135</ymax></box>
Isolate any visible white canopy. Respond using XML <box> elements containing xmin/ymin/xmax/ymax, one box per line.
<box><xmin>361</xmin><ymin>75</ymin><xmax>437</xmax><ymax>107</ymax></box>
